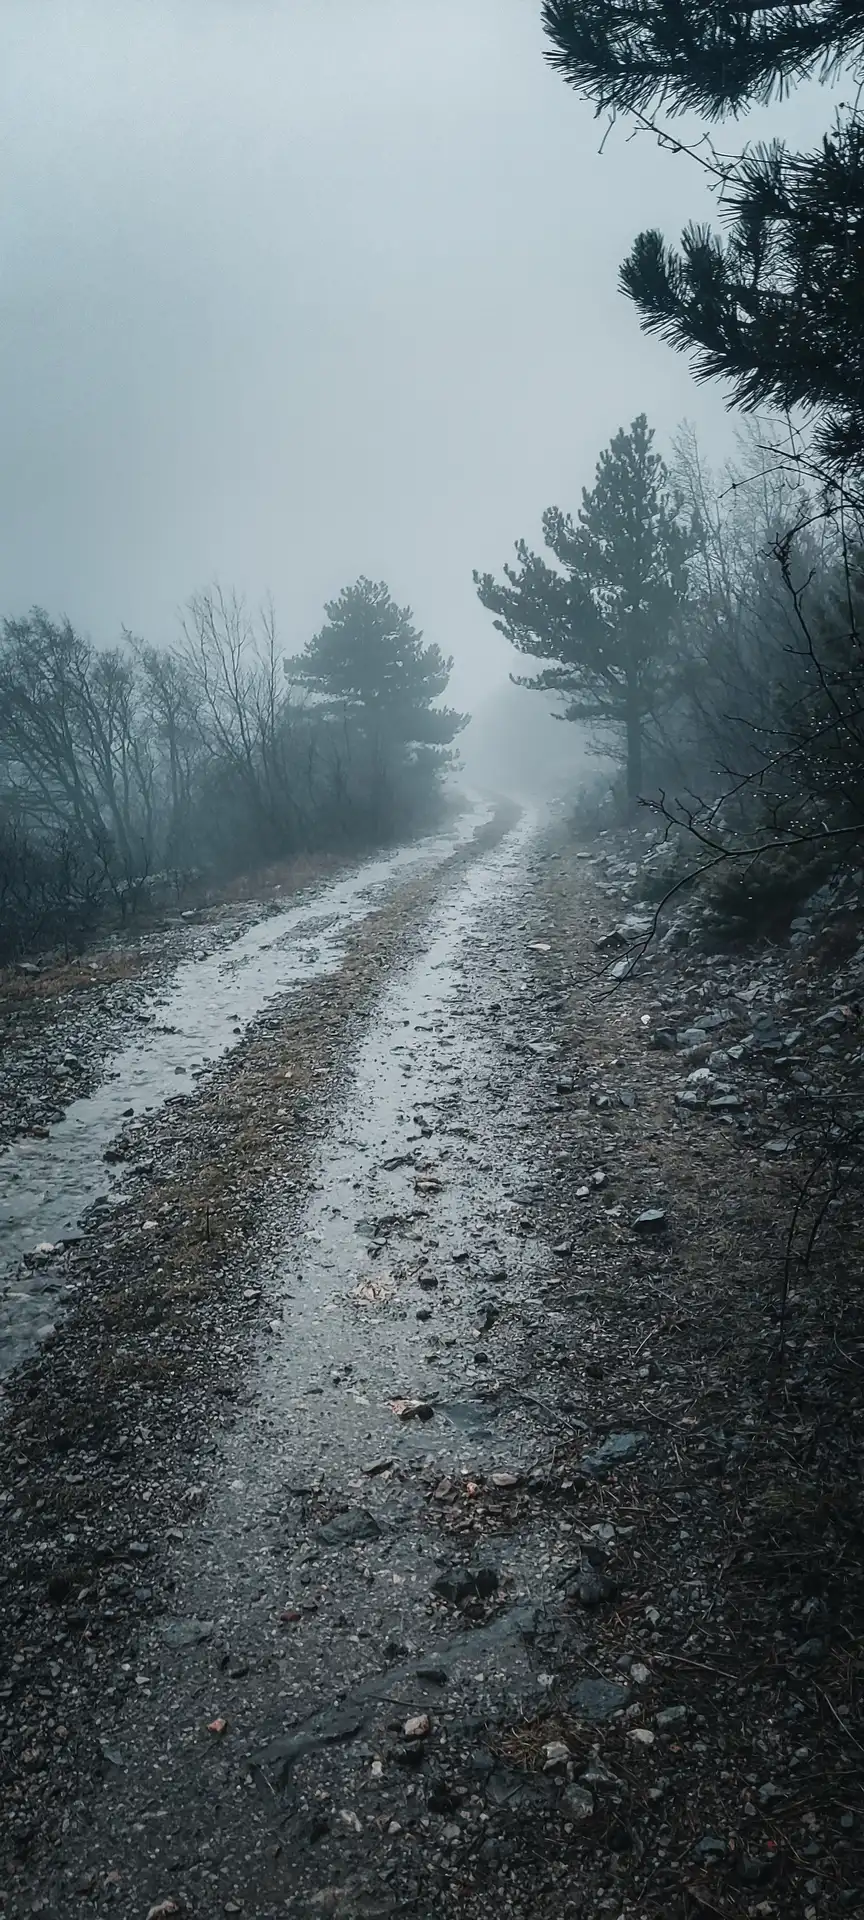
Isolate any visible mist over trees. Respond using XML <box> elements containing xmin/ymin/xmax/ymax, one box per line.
<box><xmin>509</xmin><ymin>3</ymin><xmax>864</xmax><ymax>936</ymax></box>
<box><xmin>8</xmin><ymin>5</ymin><xmax>864</xmax><ymax>962</ymax></box>
<box><xmin>474</xmin><ymin>398</ymin><xmax>864</xmax><ymax>931</ymax></box>
<box><xmin>460</xmin><ymin>680</ymin><xmax>596</xmax><ymax>798</ymax></box>
<box><xmin>0</xmin><ymin>581</ymin><xmax>464</xmax><ymax>963</ymax></box>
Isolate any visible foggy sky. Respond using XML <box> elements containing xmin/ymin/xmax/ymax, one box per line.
<box><xmin>0</xmin><ymin>0</ymin><xmax>843</xmax><ymax>708</ymax></box>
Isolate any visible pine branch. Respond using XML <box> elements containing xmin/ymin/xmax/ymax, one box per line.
<box><xmin>542</xmin><ymin>2</ymin><xmax>864</xmax><ymax>121</ymax></box>
<box><xmin>620</xmin><ymin>118</ymin><xmax>864</xmax><ymax>474</ymax></box>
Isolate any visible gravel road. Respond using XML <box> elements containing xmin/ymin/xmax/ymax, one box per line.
<box><xmin>1</xmin><ymin>808</ymin><xmax>861</xmax><ymax>1920</ymax></box>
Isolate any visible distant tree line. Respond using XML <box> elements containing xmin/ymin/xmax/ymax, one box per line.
<box><xmin>0</xmin><ymin>579</ymin><xmax>465</xmax><ymax>962</ymax></box>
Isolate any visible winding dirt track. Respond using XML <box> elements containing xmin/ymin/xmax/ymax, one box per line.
<box><xmin>2</xmin><ymin>810</ymin><xmax>862</xmax><ymax>1920</ymax></box>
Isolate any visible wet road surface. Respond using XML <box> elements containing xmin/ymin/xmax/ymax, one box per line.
<box><xmin>31</xmin><ymin>807</ymin><xmax>580</xmax><ymax>1918</ymax></box>
<box><xmin>8</xmin><ymin>817</ymin><xmax>864</xmax><ymax>1920</ymax></box>
<box><xmin>0</xmin><ymin>804</ymin><xmax>494</xmax><ymax>1376</ymax></box>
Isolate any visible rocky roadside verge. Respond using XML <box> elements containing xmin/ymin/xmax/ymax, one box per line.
<box><xmin>463</xmin><ymin>829</ymin><xmax>864</xmax><ymax>1919</ymax></box>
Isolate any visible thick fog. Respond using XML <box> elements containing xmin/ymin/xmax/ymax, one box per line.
<box><xmin>0</xmin><ymin>0</ymin><xmax>839</xmax><ymax>739</ymax></box>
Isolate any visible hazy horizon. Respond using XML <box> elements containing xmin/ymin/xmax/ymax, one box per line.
<box><xmin>0</xmin><ymin>0</ymin><xmax>842</xmax><ymax>709</ymax></box>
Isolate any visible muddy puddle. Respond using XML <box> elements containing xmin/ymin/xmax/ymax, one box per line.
<box><xmin>0</xmin><ymin>802</ymin><xmax>493</xmax><ymax>1374</ymax></box>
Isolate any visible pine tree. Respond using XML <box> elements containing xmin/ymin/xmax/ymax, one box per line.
<box><xmin>542</xmin><ymin>4</ymin><xmax>864</xmax><ymax>477</ymax></box>
<box><xmin>474</xmin><ymin>417</ymin><xmax>693</xmax><ymax>803</ymax></box>
<box><xmin>287</xmin><ymin>577</ymin><xmax>465</xmax><ymax>752</ymax></box>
